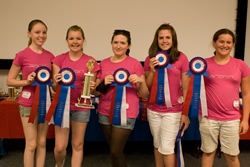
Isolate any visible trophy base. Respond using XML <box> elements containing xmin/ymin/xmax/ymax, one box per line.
<box><xmin>7</xmin><ymin>97</ymin><xmax>16</xmax><ymax>100</ymax></box>
<box><xmin>75</xmin><ymin>103</ymin><xmax>95</xmax><ymax>109</ymax></box>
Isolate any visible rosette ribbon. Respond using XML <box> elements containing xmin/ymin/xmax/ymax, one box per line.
<box><xmin>45</xmin><ymin>68</ymin><xmax>76</xmax><ymax>128</ymax></box>
<box><xmin>109</xmin><ymin>68</ymin><xmax>132</xmax><ymax>126</ymax></box>
<box><xmin>29</xmin><ymin>66</ymin><xmax>53</xmax><ymax>124</ymax></box>
<box><xmin>182</xmin><ymin>57</ymin><xmax>209</xmax><ymax>117</ymax></box>
<box><xmin>176</xmin><ymin>123</ymin><xmax>185</xmax><ymax>167</ymax></box>
<box><xmin>148</xmin><ymin>51</ymin><xmax>173</xmax><ymax>107</ymax></box>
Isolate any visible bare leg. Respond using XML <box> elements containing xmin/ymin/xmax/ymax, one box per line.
<box><xmin>21</xmin><ymin>116</ymin><xmax>38</xmax><ymax>167</ymax></box>
<box><xmin>201</xmin><ymin>150</ymin><xmax>216</xmax><ymax>167</ymax></box>
<box><xmin>163</xmin><ymin>153</ymin><xmax>175</xmax><ymax>167</ymax></box>
<box><xmin>154</xmin><ymin>147</ymin><xmax>164</xmax><ymax>167</ymax></box>
<box><xmin>54</xmin><ymin>126</ymin><xmax>69</xmax><ymax>167</ymax></box>
<box><xmin>71</xmin><ymin>121</ymin><xmax>88</xmax><ymax>167</ymax></box>
<box><xmin>35</xmin><ymin>123</ymin><xmax>49</xmax><ymax>167</ymax></box>
<box><xmin>224</xmin><ymin>153</ymin><xmax>240</xmax><ymax>167</ymax></box>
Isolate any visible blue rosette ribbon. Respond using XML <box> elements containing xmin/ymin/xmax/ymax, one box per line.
<box><xmin>148</xmin><ymin>51</ymin><xmax>173</xmax><ymax>107</ymax></box>
<box><xmin>29</xmin><ymin>66</ymin><xmax>54</xmax><ymax>124</ymax></box>
<box><xmin>45</xmin><ymin>68</ymin><xmax>76</xmax><ymax>128</ymax></box>
<box><xmin>185</xmin><ymin>57</ymin><xmax>209</xmax><ymax>117</ymax></box>
<box><xmin>109</xmin><ymin>68</ymin><xmax>132</xmax><ymax>126</ymax></box>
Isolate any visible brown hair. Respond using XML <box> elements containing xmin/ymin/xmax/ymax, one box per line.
<box><xmin>148</xmin><ymin>24</ymin><xmax>180</xmax><ymax>64</ymax></box>
<box><xmin>111</xmin><ymin>29</ymin><xmax>131</xmax><ymax>56</ymax></box>
<box><xmin>66</xmin><ymin>25</ymin><xmax>85</xmax><ymax>52</ymax></box>
<box><xmin>212</xmin><ymin>28</ymin><xmax>235</xmax><ymax>55</ymax></box>
<box><xmin>28</xmin><ymin>19</ymin><xmax>47</xmax><ymax>46</ymax></box>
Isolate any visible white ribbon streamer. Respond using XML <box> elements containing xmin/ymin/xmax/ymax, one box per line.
<box><xmin>200</xmin><ymin>76</ymin><xmax>208</xmax><ymax>116</ymax></box>
<box><xmin>164</xmin><ymin>68</ymin><xmax>172</xmax><ymax>108</ymax></box>
<box><xmin>120</xmin><ymin>86</ymin><xmax>127</xmax><ymax>126</ymax></box>
<box><xmin>61</xmin><ymin>87</ymin><xmax>70</xmax><ymax>128</ymax></box>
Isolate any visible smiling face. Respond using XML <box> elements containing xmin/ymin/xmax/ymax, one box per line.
<box><xmin>111</xmin><ymin>34</ymin><xmax>130</xmax><ymax>57</ymax></box>
<box><xmin>27</xmin><ymin>23</ymin><xmax>47</xmax><ymax>47</ymax></box>
<box><xmin>213</xmin><ymin>34</ymin><xmax>234</xmax><ymax>57</ymax></box>
<box><xmin>66</xmin><ymin>30</ymin><xmax>84</xmax><ymax>53</ymax></box>
<box><xmin>158</xmin><ymin>29</ymin><xmax>173</xmax><ymax>52</ymax></box>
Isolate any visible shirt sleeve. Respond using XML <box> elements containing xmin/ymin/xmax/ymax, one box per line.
<box><xmin>144</xmin><ymin>56</ymin><xmax>150</xmax><ymax>71</ymax></box>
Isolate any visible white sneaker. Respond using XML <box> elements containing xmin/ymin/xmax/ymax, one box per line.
<box><xmin>55</xmin><ymin>158</ymin><xmax>65</xmax><ymax>167</ymax></box>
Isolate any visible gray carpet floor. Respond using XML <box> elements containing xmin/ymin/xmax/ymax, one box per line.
<box><xmin>0</xmin><ymin>139</ymin><xmax>250</xmax><ymax>167</ymax></box>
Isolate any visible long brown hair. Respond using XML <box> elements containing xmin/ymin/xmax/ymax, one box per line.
<box><xmin>148</xmin><ymin>24</ymin><xmax>180</xmax><ymax>64</ymax></box>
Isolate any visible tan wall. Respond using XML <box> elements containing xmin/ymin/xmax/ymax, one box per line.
<box><xmin>0</xmin><ymin>0</ymin><xmax>237</xmax><ymax>92</ymax></box>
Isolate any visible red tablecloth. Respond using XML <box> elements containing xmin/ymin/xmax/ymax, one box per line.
<box><xmin>0</xmin><ymin>98</ymin><xmax>54</xmax><ymax>138</ymax></box>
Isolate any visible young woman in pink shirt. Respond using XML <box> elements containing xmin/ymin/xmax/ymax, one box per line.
<box><xmin>52</xmin><ymin>25</ymin><xmax>99</xmax><ymax>167</ymax></box>
<box><xmin>6</xmin><ymin>19</ymin><xmax>54</xmax><ymax>167</ymax></box>
<box><xmin>199</xmin><ymin>29</ymin><xmax>250</xmax><ymax>167</ymax></box>
<box><xmin>95</xmin><ymin>29</ymin><xmax>148</xmax><ymax>167</ymax></box>
<box><xmin>144</xmin><ymin>24</ymin><xmax>190</xmax><ymax>167</ymax></box>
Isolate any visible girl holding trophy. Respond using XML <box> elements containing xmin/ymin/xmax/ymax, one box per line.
<box><xmin>6</xmin><ymin>19</ymin><xmax>54</xmax><ymax>167</ymax></box>
<box><xmin>52</xmin><ymin>25</ymin><xmax>99</xmax><ymax>167</ymax></box>
<box><xmin>144</xmin><ymin>23</ymin><xmax>190</xmax><ymax>167</ymax></box>
<box><xmin>95</xmin><ymin>29</ymin><xmax>148</xmax><ymax>167</ymax></box>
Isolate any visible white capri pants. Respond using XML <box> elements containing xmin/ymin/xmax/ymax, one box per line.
<box><xmin>147</xmin><ymin>108</ymin><xmax>181</xmax><ymax>155</ymax></box>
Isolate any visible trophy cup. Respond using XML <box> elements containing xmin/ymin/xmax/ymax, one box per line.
<box><xmin>7</xmin><ymin>87</ymin><xmax>15</xmax><ymax>100</ymax></box>
<box><xmin>15</xmin><ymin>72</ymin><xmax>23</xmax><ymax>97</ymax></box>
<box><xmin>75</xmin><ymin>59</ymin><xmax>95</xmax><ymax>109</ymax></box>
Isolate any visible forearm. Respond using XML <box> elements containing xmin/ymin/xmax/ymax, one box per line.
<box><xmin>242</xmin><ymin>94</ymin><xmax>250</xmax><ymax>122</ymax></box>
<box><xmin>145</xmin><ymin>71</ymin><xmax>155</xmax><ymax>89</ymax></box>
<box><xmin>136</xmin><ymin>81</ymin><xmax>148</xmax><ymax>98</ymax></box>
<box><xmin>6</xmin><ymin>79</ymin><xmax>29</xmax><ymax>87</ymax></box>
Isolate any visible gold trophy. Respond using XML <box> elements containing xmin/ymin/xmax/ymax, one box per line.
<box><xmin>7</xmin><ymin>87</ymin><xmax>15</xmax><ymax>100</ymax></box>
<box><xmin>75</xmin><ymin>59</ymin><xmax>95</xmax><ymax>109</ymax></box>
<box><xmin>15</xmin><ymin>72</ymin><xmax>23</xmax><ymax>97</ymax></box>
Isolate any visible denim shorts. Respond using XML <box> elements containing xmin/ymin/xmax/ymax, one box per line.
<box><xmin>98</xmin><ymin>113</ymin><xmax>136</xmax><ymax>130</ymax></box>
<box><xmin>70</xmin><ymin>110</ymin><xmax>90</xmax><ymax>123</ymax></box>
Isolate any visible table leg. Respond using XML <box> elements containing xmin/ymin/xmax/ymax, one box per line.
<box><xmin>0</xmin><ymin>138</ymin><xmax>7</xmax><ymax>157</ymax></box>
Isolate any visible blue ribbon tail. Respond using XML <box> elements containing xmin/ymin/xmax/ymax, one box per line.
<box><xmin>54</xmin><ymin>85</ymin><xmax>68</xmax><ymax>127</ymax></box>
<box><xmin>191</xmin><ymin>75</ymin><xmax>201</xmax><ymax>117</ymax></box>
<box><xmin>113</xmin><ymin>85</ymin><xmax>123</xmax><ymax>125</ymax></box>
<box><xmin>157</xmin><ymin>68</ymin><xmax>165</xmax><ymax>105</ymax></box>
<box><xmin>38</xmin><ymin>84</ymin><xmax>47</xmax><ymax>124</ymax></box>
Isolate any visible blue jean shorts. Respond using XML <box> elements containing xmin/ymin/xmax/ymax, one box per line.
<box><xmin>98</xmin><ymin>113</ymin><xmax>136</xmax><ymax>130</ymax></box>
<box><xmin>70</xmin><ymin>110</ymin><xmax>90</xmax><ymax>123</ymax></box>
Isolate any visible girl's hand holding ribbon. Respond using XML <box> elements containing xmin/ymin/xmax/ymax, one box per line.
<box><xmin>180</xmin><ymin>115</ymin><xmax>190</xmax><ymax>131</ymax></box>
<box><xmin>54</xmin><ymin>73</ymin><xmax>62</xmax><ymax>83</ymax></box>
<box><xmin>149</xmin><ymin>57</ymin><xmax>159</xmax><ymax>73</ymax></box>
<box><xmin>104</xmin><ymin>75</ymin><xmax>114</xmax><ymax>85</ymax></box>
<box><xmin>129</xmin><ymin>74</ymin><xmax>143</xmax><ymax>84</ymax></box>
<box><xmin>26</xmin><ymin>72</ymin><xmax>36</xmax><ymax>85</ymax></box>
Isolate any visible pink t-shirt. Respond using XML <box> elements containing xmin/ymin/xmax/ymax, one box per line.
<box><xmin>53</xmin><ymin>52</ymin><xmax>100</xmax><ymax>111</ymax></box>
<box><xmin>144</xmin><ymin>52</ymin><xmax>189</xmax><ymax>113</ymax></box>
<box><xmin>199</xmin><ymin>56</ymin><xmax>250</xmax><ymax>121</ymax></box>
<box><xmin>13</xmin><ymin>47</ymin><xmax>54</xmax><ymax>107</ymax></box>
<box><xmin>97</xmin><ymin>56</ymin><xmax>145</xmax><ymax>118</ymax></box>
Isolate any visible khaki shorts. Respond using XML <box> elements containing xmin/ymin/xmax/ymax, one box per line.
<box><xmin>19</xmin><ymin>105</ymin><xmax>32</xmax><ymax>117</ymax></box>
<box><xmin>19</xmin><ymin>105</ymin><xmax>38</xmax><ymax>117</ymax></box>
<box><xmin>199</xmin><ymin>116</ymin><xmax>240</xmax><ymax>156</ymax></box>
